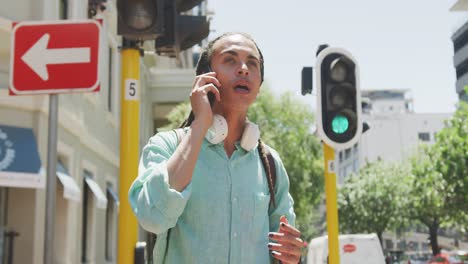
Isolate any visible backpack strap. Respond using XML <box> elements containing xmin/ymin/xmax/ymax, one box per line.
<box><xmin>265</xmin><ymin>148</ymin><xmax>277</xmax><ymax>189</ymax></box>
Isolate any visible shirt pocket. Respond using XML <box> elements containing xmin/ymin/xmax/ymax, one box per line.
<box><xmin>252</xmin><ymin>192</ymin><xmax>271</xmax><ymax>242</ymax></box>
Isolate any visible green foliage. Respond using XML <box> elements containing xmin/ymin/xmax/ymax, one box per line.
<box><xmin>406</xmin><ymin>102</ymin><xmax>467</xmax><ymax>254</ymax></box>
<box><xmin>408</xmin><ymin>144</ymin><xmax>452</xmax><ymax>255</ymax></box>
<box><xmin>338</xmin><ymin>160</ymin><xmax>412</xmax><ymax>242</ymax></box>
<box><xmin>159</xmin><ymin>102</ymin><xmax>192</xmax><ymax>131</ymax></box>
<box><xmin>408</xmin><ymin>144</ymin><xmax>449</xmax><ymax>225</ymax></box>
<box><xmin>431</xmin><ymin>102</ymin><xmax>468</xmax><ymax>228</ymax></box>
<box><xmin>162</xmin><ymin>87</ymin><xmax>324</xmax><ymax>241</ymax></box>
<box><xmin>409</xmin><ymin>102</ymin><xmax>468</xmax><ymax>227</ymax></box>
<box><xmin>331</xmin><ymin>102</ymin><xmax>467</xmax><ymax>253</ymax></box>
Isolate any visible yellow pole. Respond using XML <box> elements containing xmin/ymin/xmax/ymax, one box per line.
<box><xmin>118</xmin><ymin>40</ymin><xmax>141</xmax><ymax>264</ymax></box>
<box><xmin>323</xmin><ymin>142</ymin><xmax>340</xmax><ymax>264</ymax></box>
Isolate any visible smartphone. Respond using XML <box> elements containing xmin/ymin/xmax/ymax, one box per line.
<box><xmin>203</xmin><ymin>64</ymin><xmax>217</xmax><ymax>107</ymax></box>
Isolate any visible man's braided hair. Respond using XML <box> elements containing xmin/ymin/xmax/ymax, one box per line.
<box><xmin>179</xmin><ymin>32</ymin><xmax>276</xmax><ymax>207</ymax></box>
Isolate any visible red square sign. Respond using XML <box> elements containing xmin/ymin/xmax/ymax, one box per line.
<box><xmin>9</xmin><ymin>20</ymin><xmax>102</xmax><ymax>95</ymax></box>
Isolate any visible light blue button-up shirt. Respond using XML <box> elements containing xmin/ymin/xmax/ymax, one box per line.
<box><xmin>129</xmin><ymin>129</ymin><xmax>296</xmax><ymax>264</ymax></box>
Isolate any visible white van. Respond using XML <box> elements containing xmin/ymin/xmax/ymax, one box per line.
<box><xmin>306</xmin><ymin>233</ymin><xmax>386</xmax><ymax>264</ymax></box>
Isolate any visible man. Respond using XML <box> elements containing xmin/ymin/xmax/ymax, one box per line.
<box><xmin>129</xmin><ymin>32</ymin><xmax>304</xmax><ymax>263</ymax></box>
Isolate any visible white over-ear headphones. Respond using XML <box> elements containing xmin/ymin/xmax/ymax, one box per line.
<box><xmin>205</xmin><ymin>114</ymin><xmax>260</xmax><ymax>151</ymax></box>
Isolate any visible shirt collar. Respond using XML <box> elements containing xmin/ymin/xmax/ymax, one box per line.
<box><xmin>202</xmin><ymin>138</ymin><xmax>259</xmax><ymax>153</ymax></box>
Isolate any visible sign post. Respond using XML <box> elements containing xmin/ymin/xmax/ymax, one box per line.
<box><xmin>9</xmin><ymin>19</ymin><xmax>101</xmax><ymax>264</ymax></box>
<box><xmin>118</xmin><ymin>38</ymin><xmax>141</xmax><ymax>264</ymax></box>
<box><xmin>44</xmin><ymin>94</ymin><xmax>58</xmax><ymax>264</ymax></box>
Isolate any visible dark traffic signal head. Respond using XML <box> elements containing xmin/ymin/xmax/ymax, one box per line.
<box><xmin>316</xmin><ymin>47</ymin><xmax>361</xmax><ymax>149</ymax></box>
<box><xmin>117</xmin><ymin>0</ymin><xmax>163</xmax><ymax>40</ymax></box>
<box><xmin>117</xmin><ymin>0</ymin><xmax>209</xmax><ymax>56</ymax></box>
<box><xmin>155</xmin><ymin>0</ymin><xmax>209</xmax><ymax>57</ymax></box>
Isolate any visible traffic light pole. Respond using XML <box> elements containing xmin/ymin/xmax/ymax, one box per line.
<box><xmin>118</xmin><ymin>39</ymin><xmax>141</xmax><ymax>264</ymax></box>
<box><xmin>323</xmin><ymin>142</ymin><xmax>340</xmax><ymax>264</ymax></box>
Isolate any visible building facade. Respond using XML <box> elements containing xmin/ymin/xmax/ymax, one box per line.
<box><xmin>451</xmin><ymin>0</ymin><xmax>468</xmax><ymax>102</ymax></box>
<box><xmin>336</xmin><ymin>89</ymin><xmax>451</xmax><ymax>183</ymax></box>
<box><xmin>0</xmin><ymin>0</ymin><xmax>205</xmax><ymax>263</ymax></box>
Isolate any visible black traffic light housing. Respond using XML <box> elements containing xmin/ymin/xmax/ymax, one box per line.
<box><xmin>301</xmin><ymin>67</ymin><xmax>313</xmax><ymax>95</ymax></box>
<box><xmin>155</xmin><ymin>0</ymin><xmax>209</xmax><ymax>57</ymax></box>
<box><xmin>117</xmin><ymin>0</ymin><xmax>209</xmax><ymax>56</ymax></box>
<box><xmin>316</xmin><ymin>47</ymin><xmax>362</xmax><ymax>150</ymax></box>
<box><xmin>117</xmin><ymin>0</ymin><xmax>164</xmax><ymax>40</ymax></box>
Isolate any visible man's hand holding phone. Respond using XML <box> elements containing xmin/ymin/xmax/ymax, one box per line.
<box><xmin>190</xmin><ymin>72</ymin><xmax>221</xmax><ymax>132</ymax></box>
<box><xmin>167</xmin><ymin>71</ymin><xmax>221</xmax><ymax>192</ymax></box>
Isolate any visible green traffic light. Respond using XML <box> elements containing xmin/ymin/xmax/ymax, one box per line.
<box><xmin>332</xmin><ymin>114</ymin><xmax>349</xmax><ymax>134</ymax></box>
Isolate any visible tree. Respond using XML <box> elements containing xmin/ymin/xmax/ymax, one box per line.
<box><xmin>408</xmin><ymin>145</ymin><xmax>450</xmax><ymax>256</ymax></box>
<box><xmin>432</xmin><ymin>101</ymin><xmax>468</xmax><ymax>228</ymax></box>
<box><xmin>408</xmin><ymin>102</ymin><xmax>468</xmax><ymax>255</ymax></box>
<box><xmin>162</xmin><ymin>87</ymin><xmax>324</xmax><ymax>241</ymax></box>
<box><xmin>338</xmin><ymin>160</ymin><xmax>412</xmax><ymax>244</ymax></box>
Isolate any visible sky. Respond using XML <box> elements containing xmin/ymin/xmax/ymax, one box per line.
<box><xmin>207</xmin><ymin>0</ymin><xmax>468</xmax><ymax>114</ymax></box>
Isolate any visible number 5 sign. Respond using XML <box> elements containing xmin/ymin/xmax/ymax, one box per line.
<box><xmin>125</xmin><ymin>79</ymin><xmax>139</xmax><ymax>100</ymax></box>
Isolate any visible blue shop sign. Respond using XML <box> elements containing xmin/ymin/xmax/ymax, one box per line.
<box><xmin>0</xmin><ymin>125</ymin><xmax>44</xmax><ymax>188</ymax></box>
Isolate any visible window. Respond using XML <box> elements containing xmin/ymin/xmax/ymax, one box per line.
<box><xmin>344</xmin><ymin>164</ymin><xmax>352</xmax><ymax>177</ymax></box>
<box><xmin>81</xmin><ymin>170</ymin><xmax>94</xmax><ymax>263</ymax></box>
<box><xmin>344</xmin><ymin>148</ymin><xmax>351</xmax><ymax>159</ymax></box>
<box><xmin>338</xmin><ymin>170</ymin><xmax>345</xmax><ymax>184</ymax></box>
<box><xmin>55</xmin><ymin>158</ymin><xmax>71</xmax><ymax>262</ymax></box>
<box><xmin>418</xmin><ymin>132</ymin><xmax>430</xmax><ymax>142</ymax></box>
<box><xmin>338</xmin><ymin>172</ymin><xmax>345</xmax><ymax>185</ymax></box>
<box><xmin>396</xmin><ymin>240</ymin><xmax>407</xmax><ymax>250</ymax></box>
<box><xmin>456</xmin><ymin>57</ymin><xmax>468</xmax><ymax>79</ymax></box>
<box><xmin>0</xmin><ymin>187</ymin><xmax>7</xmax><ymax>227</ymax></box>
<box><xmin>385</xmin><ymin>239</ymin><xmax>394</xmax><ymax>250</ymax></box>
<box><xmin>81</xmin><ymin>167</ymin><xmax>107</xmax><ymax>263</ymax></box>
<box><xmin>105</xmin><ymin>183</ymin><xmax>119</xmax><ymax>261</ymax></box>
<box><xmin>421</xmin><ymin>242</ymin><xmax>429</xmax><ymax>250</ymax></box>
<box><xmin>408</xmin><ymin>241</ymin><xmax>419</xmax><ymax>251</ymax></box>
<box><xmin>108</xmin><ymin>47</ymin><xmax>113</xmax><ymax>112</ymax></box>
<box><xmin>339</xmin><ymin>151</ymin><xmax>343</xmax><ymax>162</ymax></box>
<box><xmin>59</xmin><ymin>0</ymin><xmax>68</xmax><ymax>19</ymax></box>
<box><xmin>353</xmin><ymin>159</ymin><xmax>359</xmax><ymax>172</ymax></box>
<box><xmin>454</xmin><ymin>27</ymin><xmax>468</xmax><ymax>52</ymax></box>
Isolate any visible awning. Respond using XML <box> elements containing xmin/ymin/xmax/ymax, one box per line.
<box><xmin>0</xmin><ymin>125</ymin><xmax>44</xmax><ymax>188</ymax></box>
<box><xmin>56</xmin><ymin>160</ymin><xmax>80</xmax><ymax>202</ymax></box>
<box><xmin>84</xmin><ymin>176</ymin><xmax>107</xmax><ymax>209</ymax></box>
<box><xmin>106</xmin><ymin>185</ymin><xmax>119</xmax><ymax>207</ymax></box>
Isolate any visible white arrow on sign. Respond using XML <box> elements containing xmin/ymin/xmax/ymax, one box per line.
<box><xmin>21</xmin><ymin>33</ymin><xmax>91</xmax><ymax>81</ymax></box>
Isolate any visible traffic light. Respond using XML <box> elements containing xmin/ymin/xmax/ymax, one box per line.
<box><xmin>117</xmin><ymin>0</ymin><xmax>163</xmax><ymax>40</ymax></box>
<box><xmin>316</xmin><ymin>47</ymin><xmax>362</xmax><ymax>150</ymax></box>
<box><xmin>117</xmin><ymin>0</ymin><xmax>209</xmax><ymax>55</ymax></box>
<box><xmin>155</xmin><ymin>0</ymin><xmax>209</xmax><ymax>57</ymax></box>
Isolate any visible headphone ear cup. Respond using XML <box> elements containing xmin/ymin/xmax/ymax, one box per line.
<box><xmin>240</xmin><ymin>121</ymin><xmax>260</xmax><ymax>151</ymax></box>
<box><xmin>205</xmin><ymin>114</ymin><xmax>228</xmax><ymax>144</ymax></box>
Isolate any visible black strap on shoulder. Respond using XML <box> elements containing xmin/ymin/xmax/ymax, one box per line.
<box><xmin>265</xmin><ymin>148</ymin><xmax>277</xmax><ymax>188</ymax></box>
